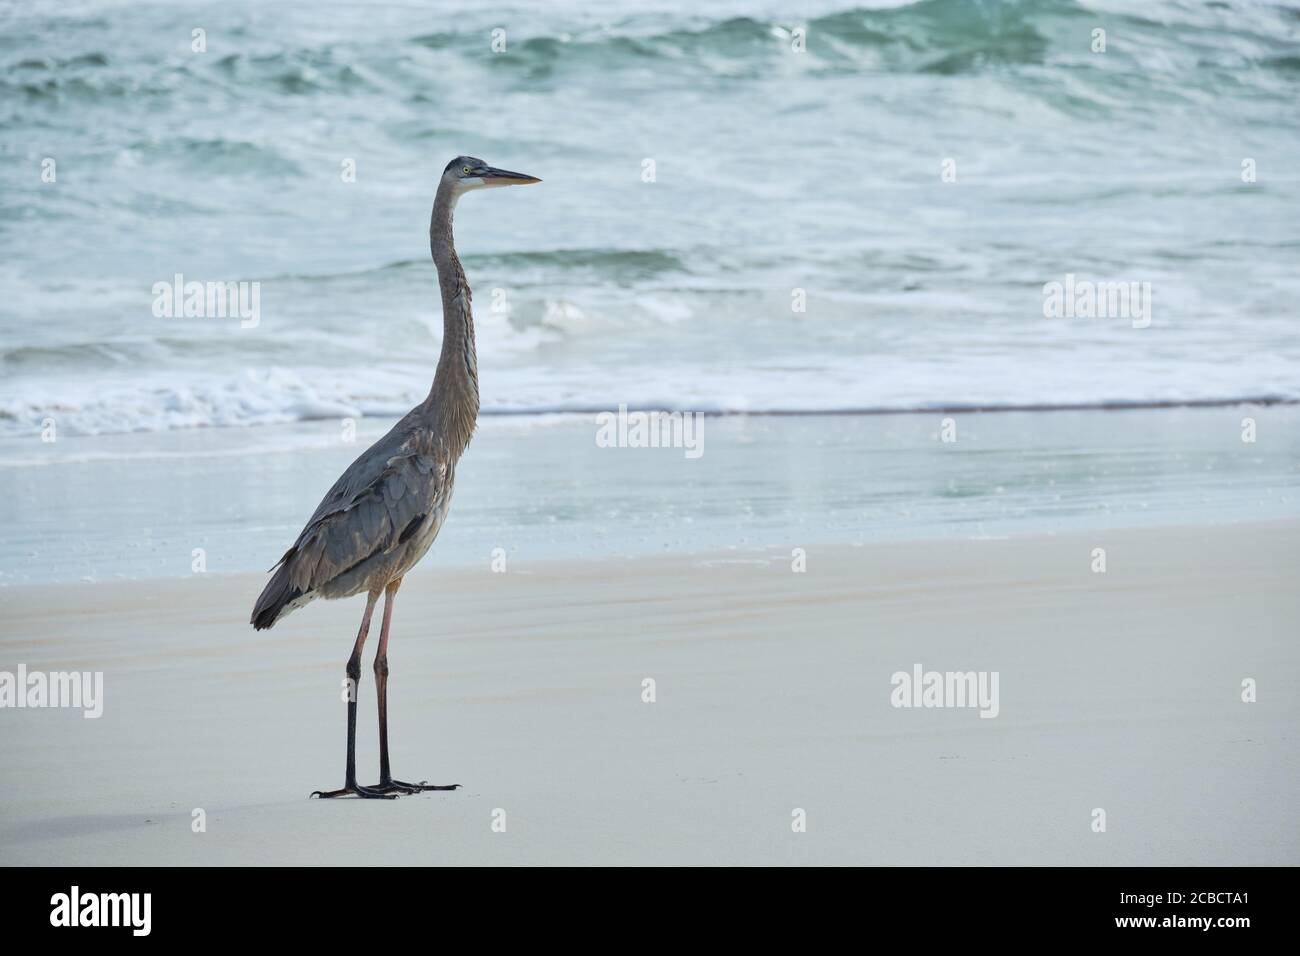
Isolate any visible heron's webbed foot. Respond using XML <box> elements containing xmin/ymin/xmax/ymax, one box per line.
<box><xmin>375</xmin><ymin>777</ymin><xmax>461</xmax><ymax>794</ymax></box>
<box><xmin>311</xmin><ymin>783</ymin><xmax>398</xmax><ymax>799</ymax></box>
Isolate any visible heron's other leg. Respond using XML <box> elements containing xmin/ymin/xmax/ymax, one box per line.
<box><xmin>312</xmin><ymin>590</ymin><xmax>395</xmax><ymax>799</ymax></box>
<box><xmin>371</xmin><ymin>578</ymin><xmax>460</xmax><ymax>794</ymax></box>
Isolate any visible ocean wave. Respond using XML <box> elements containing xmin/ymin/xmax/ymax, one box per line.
<box><xmin>3</xmin><ymin>0</ymin><xmax>1298</xmax><ymax>448</ymax></box>
<box><xmin>4</xmin><ymin>0</ymin><xmax>1297</xmax><ymax>114</ymax></box>
<box><xmin>468</xmin><ymin>248</ymin><xmax>690</xmax><ymax>281</ymax></box>
<box><xmin>125</xmin><ymin>136</ymin><xmax>304</xmax><ymax>178</ymax></box>
<box><xmin>394</xmin><ymin>0</ymin><xmax>1300</xmax><ymax>83</ymax></box>
<box><xmin>213</xmin><ymin>50</ymin><xmax>380</xmax><ymax>96</ymax></box>
<box><xmin>3</xmin><ymin>357</ymin><xmax>1297</xmax><ymax>442</ymax></box>
<box><xmin>264</xmin><ymin>249</ymin><xmax>689</xmax><ymax>286</ymax></box>
<box><xmin>412</xmin><ymin>2</ymin><xmax>1058</xmax><ymax>75</ymax></box>
<box><xmin>3</xmin><ymin>389</ymin><xmax>1296</xmax><ymax>454</ymax></box>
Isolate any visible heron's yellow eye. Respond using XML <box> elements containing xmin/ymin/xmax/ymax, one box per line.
<box><xmin>462</xmin><ymin>166</ymin><xmax>471</xmax><ymax>175</ymax></box>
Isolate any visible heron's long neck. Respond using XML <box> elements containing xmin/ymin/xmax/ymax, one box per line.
<box><xmin>425</xmin><ymin>184</ymin><xmax>479</xmax><ymax>458</ymax></box>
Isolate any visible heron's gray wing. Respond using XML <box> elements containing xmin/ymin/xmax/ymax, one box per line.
<box><xmin>284</xmin><ymin>433</ymin><xmax>444</xmax><ymax>595</ymax></box>
<box><xmin>297</xmin><ymin>425</ymin><xmax>411</xmax><ymax>534</ymax></box>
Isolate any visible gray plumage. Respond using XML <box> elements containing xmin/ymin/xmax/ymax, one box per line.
<box><xmin>253</xmin><ymin>157</ymin><xmax>539</xmax><ymax>798</ymax></box>
<box><xmin>250</xmin><ymin>414</ymin><xmax>455</xmax><ymax>629</ymax></box>
<box><xmin>251</xmin><ymin>157</ymin><xmax>538</xmax><ymax>631</ymax></box>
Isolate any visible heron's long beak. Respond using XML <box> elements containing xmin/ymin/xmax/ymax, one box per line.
<box><xmin>480</xmin><ymin>166</ymin><xmax>541</xmax><ymax>186</ymax></box>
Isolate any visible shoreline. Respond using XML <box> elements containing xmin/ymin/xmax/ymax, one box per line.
<box><xmin>2</xmin><ymin>404</ymin><xmax>1298</xmax><ymax>587</ymax></box>
<box><xmin>3</xmin><ymin>395</ymin><xmax>1297</xmax><ymax>453</ymax></box>
<box><xmin>487</xmin><ymin>396</ymin><xmax>1300</xmax><ymax>417</ymax></box>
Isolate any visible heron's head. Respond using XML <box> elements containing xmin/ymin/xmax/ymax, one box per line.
<box><xmin>442</xmin><ymin>156</ymin><xmax>541</xmax><ymax>196</ymax></box>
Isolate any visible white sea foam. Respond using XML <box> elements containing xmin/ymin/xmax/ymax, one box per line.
<box><xmin>3</xmin><ymin>344</ymin><xmax>1295</xmax><ymax>449</ymax></box>
<box><xmin>2</xmin><ymin>0</ymin><xmax>1298</xmax><ymax>446</ymax></box>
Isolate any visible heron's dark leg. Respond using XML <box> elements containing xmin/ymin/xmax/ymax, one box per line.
<box><xmin>312</xmin><ymin>590</ymin><xmax>394</xmax><ymax>799</ymax></box>
<box><xmin>371</xmin><ymin>578</ymin><xmax>460</xmax><ymax>794</ymax></box>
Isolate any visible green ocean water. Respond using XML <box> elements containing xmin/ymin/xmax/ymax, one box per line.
<box><xmin>1</xmin><ymin>0</ymin><xmax>1298</xmax><ymax>439</ymax></box>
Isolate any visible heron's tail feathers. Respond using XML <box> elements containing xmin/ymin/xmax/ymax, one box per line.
<box><xmin>251</xmin><ymin>556</ymin><xmax>306</xmax><ymax>631</ymax></box>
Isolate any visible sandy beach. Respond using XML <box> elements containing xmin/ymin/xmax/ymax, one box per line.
<box><xmin>1</xmin><ymin>519</ymin><xmax>1295</xmax><ymax>866</ymax></box>
<box><xmin>4</xmin><ymin>0</ymin><xmax>1299</xmax><ymax>883</ymax></box>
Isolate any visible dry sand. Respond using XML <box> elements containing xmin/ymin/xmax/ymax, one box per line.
<box><xmin>1</xmin><ymin>521</ymin><xmax>1296</xmax><ymax>865</ymax></box>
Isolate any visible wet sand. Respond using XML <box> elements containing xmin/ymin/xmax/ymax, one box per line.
<box><xmin>1</xmin><ymin>520</ymin><xmax>1296</xmax><ymax>865</ymax></box>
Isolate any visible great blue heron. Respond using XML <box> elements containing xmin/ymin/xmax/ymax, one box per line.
<box><xmin>251</xmin><ymin>156</ymin><xmax>540</xmax><ymax>798</ymax></box>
